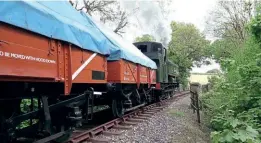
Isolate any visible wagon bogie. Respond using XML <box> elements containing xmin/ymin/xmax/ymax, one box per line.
<box><xmin>106</xmin><ymin>60</ymin><xmax>157</xmax><ymax>117</ymax></box>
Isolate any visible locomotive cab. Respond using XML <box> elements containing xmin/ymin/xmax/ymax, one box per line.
<box><xmin>133</xmin><ymin>42</ymin><xmax>180</xmax><ymax>99</ymax></box>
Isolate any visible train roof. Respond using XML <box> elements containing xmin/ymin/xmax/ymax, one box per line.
<box><xmin>0</xmin><ymin>1</ymin><xmax>157</xmax><ymax>69</ymax></box>
<box><xmin>0</xmin><ymin>1</ymin><xmax>112</xmax><ymax>55</ymax></box>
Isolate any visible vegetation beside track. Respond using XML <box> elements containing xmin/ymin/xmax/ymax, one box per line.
<box><xmin>201</xmin><ymin>2</ymin><xmax>261</xmax><ymax>143</ymax></box>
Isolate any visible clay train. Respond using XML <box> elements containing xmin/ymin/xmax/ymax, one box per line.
<box><xmin>0</xmin><ymin>1</ymin><xmax>179</xmax><ymax>142</ymax></box>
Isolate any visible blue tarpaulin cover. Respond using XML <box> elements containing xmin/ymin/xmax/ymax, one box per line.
<box><xmin>0</xmin><ymin>1</ymin><xmax>157</xmax><ymax>69</ymax></box>
<box><xmin>93</xmin><ymin>20</ymin><xmax>157</xmax><ymax>69</ymax></box>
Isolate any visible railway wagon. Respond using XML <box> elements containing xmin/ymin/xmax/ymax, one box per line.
<box><xmin>0</xmin><ymin>1</ymin><xmax>116</xmax><ymax>142</ymax></box>
<box><xmin>107</xmin><ymin>60</ymin><xmax>156</xmax><ymax>117</ymax></box>
<box><xmin>0</xmin><ymin>22</ymin><xmax>108</xmax><ymax>94</ymax></box>
<box><xmin>134</xmin><ymin>42</ymin><xmax>180</xmax><ymax>99</ymax></box>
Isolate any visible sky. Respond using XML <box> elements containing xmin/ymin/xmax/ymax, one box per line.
<box><xmin>118</xmin><ymin>0</ymin><xmax>220</xmax><ymax>73</ymax></box>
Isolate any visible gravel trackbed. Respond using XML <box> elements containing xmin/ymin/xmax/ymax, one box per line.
<box><xmin>95</xmin><ymin>95</ymin><xmax>210</xmax><ymax>143</ymax></box>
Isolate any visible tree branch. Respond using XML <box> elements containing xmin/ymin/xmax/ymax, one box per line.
<box><xmin>70</xmin><ymin>0</ymin><xmax>130</xmax><ymax>34</ymax></box>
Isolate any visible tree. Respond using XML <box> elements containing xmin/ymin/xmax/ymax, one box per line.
<box><xmin>134</xmin><ymin>34</ymin><xmax>156</xmax><ymax>42</ymax></box>
<box><xmin>169</xmin><ymin>22</ymin><xmax>210</xmax><ymax>63</ymax></box>
<box><xmin>206</xmin><ymin>39</ymin><xmax>237</xmax><ymax>62</ymax></box>
<box><xmin>205</xmin><ymin>1</ymin><xmax>261</xmax><ymax>64</ymax></box>
<box><xmin>69</xmin><ymin>0</ymin><xmax>129</xmax><ymax>35</ymax></box>
<box><xmin>168</xmin><ymin>22</ymin><xmax>210</xmax><ymax>86</ymax></box>
<box><xmin>205</xmin><ymin>1</ymin><xmax>259</xmax><ymax>44</ymax></box>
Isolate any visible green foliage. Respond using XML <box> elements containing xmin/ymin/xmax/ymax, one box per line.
<box><xmin>249</xmin><ymin>5</ymin><xmax>261</xmax><ymax>43</ymax></box>
<box><xmin>201</xmin><ymin>34</ymin><xmax>261</xmax><ymax>142</ymax></box>
<box><xmin>17</xmin><ymin>99</ymin><xmax>39</xmax><ymax>129</ymax></box>
<box><xmin>210</xmin><ymin>109</ymin><xmax>261</xmax><ymax>143</ymax></box>
<box><xmin>207</xmin><ymin>75</ymin><xmax>220</xmax><ymax>85</ymax></box>
<box><xmin>206</xmin><ymin>39</ymin><xmax>239</xmax><ymax>63</ymax></box>
<box><xmin>211</xmin><ymin>120</ymin><xmax>260</xmax><ymax>143</ymax></box>
<box><xmin>168</xmin><ymin>21</ymin><xmax>210</xmax><ymax>86</ymax></box>
<box><xmin>169</xmin><ymin>22</ymin><xmax>210</xmax><ymax>62</ymax></box>
<box><xmin>134</xmin><ymin>34</ymin><xmax>156</xmax><ymax>42</ymax></box>
<box><xmin>198</xmin><ymin>2</ymin><xmax>261</xmax><ymax>142</ymax></box>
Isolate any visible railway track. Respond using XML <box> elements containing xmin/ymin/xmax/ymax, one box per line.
<box><xmin>67</xmin><ymin>91</ymin><xmax>190</xmax><ymax>143</ymax></box>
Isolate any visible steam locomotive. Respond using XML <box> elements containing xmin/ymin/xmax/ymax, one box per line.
<box><xmin>0</xmin><ymin>1</ymin><xmax>179</xmax><ymax>142</ymax></box>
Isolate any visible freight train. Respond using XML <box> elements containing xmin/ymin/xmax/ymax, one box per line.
<box><xmin>0</xmin><ymin>1</ymin><xmax>179</xmax><ymax>142</ymax></box>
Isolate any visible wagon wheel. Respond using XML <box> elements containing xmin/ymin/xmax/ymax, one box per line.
<box><xmin>111</xmin><ymin>99</ymin><xmax>124</xmax><ymax>118</ymax></box>
<box><xmin>156</xmin><ymin>90</ymin><xmax>165</xmax><ymax>102</ymax></box>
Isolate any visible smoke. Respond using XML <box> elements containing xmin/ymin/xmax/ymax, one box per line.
<box><xmin>121</xmin><ymin>0</ymin><xmax>172</xmax><ymax>47</ymax></box>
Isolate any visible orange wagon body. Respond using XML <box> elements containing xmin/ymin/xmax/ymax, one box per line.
<box><xmin>137</xmin><ymin>65</ymin><xmax>148</xmax><ymax>84</ymax></box>
<box><xmin>107</xmin><ymin>59</ymin><xmax>137</xmax><ymax>83</ymax></box>
<box><xmin>0</xmin><ymin>22</ymin><xmax>107</xmax><ymax>95</ymax></box>
<box><xmin>107</xmin><ymin>59</ymin><xmax>155</xmax><ymax>87</ymax></box>
<box><xmin>149</xmin><ymin>69</ymin><xmax>157</xmax><ymax>85</ymax></box>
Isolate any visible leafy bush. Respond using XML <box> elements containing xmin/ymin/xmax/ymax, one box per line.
<box><xmin>17</xmin><ymin>98</ymin><xmax>39</xmax><ymax>129</ymax></box>
<box><xmin>201</xmin><ymin>36</ymin><xmax>261</xmax><ymax>143</ymax></box>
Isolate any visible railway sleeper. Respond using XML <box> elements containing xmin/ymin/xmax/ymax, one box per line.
<box><xmin>113</xmin><ymin>125</ymin><xmax>132</xmax><ymax>130</ymax></box>
<box><xmin>88</xmin><ymin>137</ymin><xmax>109</xmax><ymax>143</ymax></box>
<box><xmin>121</xmin><ymin>121</ymin><xmax>138</xmax><ymax>126</ymax></box>
<box><xmin>102</xmin><ymin>130</ymin><xmax>123</xmax><ymax>136</ymax></box>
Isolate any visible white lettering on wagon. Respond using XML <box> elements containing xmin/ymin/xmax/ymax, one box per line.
<box><xmin>124</xmin><ymin>77</ymin><xmax>130</xmax><ymax>81</ymax></box>
<box><xmin>0</xmin><ymin>50</ymin><xmax>56</xmax><ymax>64</ymax></box>
<box><xmin>0</xmin><ymin>51</ymin><xmax>3</xmax><ymax>56</ymax></box>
